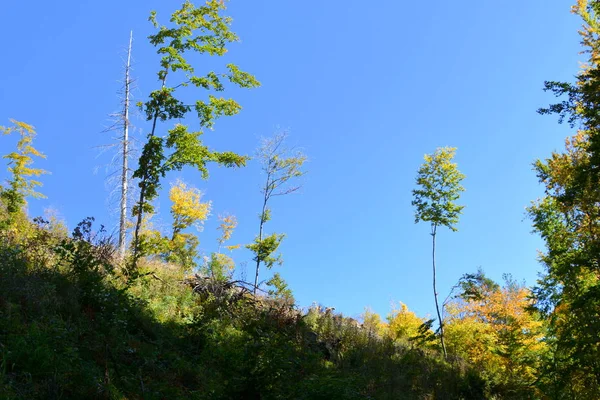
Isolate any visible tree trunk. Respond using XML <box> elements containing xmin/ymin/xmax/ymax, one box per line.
<box><xmin>118</xmin><ymin>31</ymin><xmax>133</xmax><ymax>258</ymax></box>
<box><xmin>253</xmin><ymin>196</ymin><xmax>268</xmax><ymax>295</ymax></box>
<box><xmin>432</xmin><ymin>224</ymin><xmax>447</xmax><ymax>359</ymax></box>
<box><xmin>131</xmin><ymin>72</ymin><xmax>167</xmax><ymax>271</ymax></box>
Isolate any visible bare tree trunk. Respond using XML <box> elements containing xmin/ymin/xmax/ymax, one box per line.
<box><xmin>432</xmin><ymin>224</ymin><xmax>447</xmax><ymax>359</ymax></box>
<box><xmin>118</xmin><ymin>31</ymin><xmax>133</xmax><ymax>258</ymax></box>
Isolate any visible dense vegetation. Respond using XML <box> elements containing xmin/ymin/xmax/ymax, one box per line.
<box><xmin>1</xmin><ymin>1</ymin><xmax>600</xmax><ymax>399</ymax></box>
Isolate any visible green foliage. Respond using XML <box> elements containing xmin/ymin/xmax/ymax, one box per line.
<box><xmin>412</xmin><ymin>146</ymin><xmax>465</xmax><ymax>232</ymax></box>
<box><xmin>249</xmin><ymin>131</ymin><xmax>306</xmax><ymax>294</ymax></box>
<box><xmin>166</xmin><ymin>232</ymin><xmax>200</xmax><ymax>270</ymax></box>
<box><xmin>136</xmin><ymin>180</ymin><xmax>211</xmax><ymax>272</ymax></box>
<box><xmin>131</xmin><ymin>0</ymin><xmax>259</xmax><ymax>265</ymax></box>
<box><xmin>412</xmin><ymin>146</ymin><xmax>465</xmax><ymax>359</ymax></box>
<box><xmin>5</xmin><ymin>1</ymin><xmax>595</xmax><ymax>399</ymax></box>
<box><xmin>247</xmin><ymin>232</ymin><xmax>285</xmax><ymax>270</ymax></box>
<box><xmin>266</xmin><ymin>272</ymin><xmax>293</xmax><ymax>300</ymax></box>
<box><xmin>529</xmin><ymin>133</ymin><xmax>600</xmax><ymax>396</ymax></box>
<box><xmin>537</xmin><ymin>1</ymin><xmax>600</xmax><ymax>174</ymax></box>
<box><xmin>0</xmin><ymin>210</ymin><xmax>497</xmax><ymax>400</ymax></box>
<box><xmin>531</xmin><ymin>1</ymin><xmax>600</xmax><ymax>396</ymax></box>
<box><xmin>199</xmin><ymin>214</ymin><xmax>239</xmax><ymax>282</ymax></box>
<box><xmin>257</xmin><ymin>132</ymin><xmax>307</xmax><ymax>200</ymax></box>
<box><xmin>457</xmin><ymin>267</ymin><xmax>500</xmax><ymax>301</ymax></box>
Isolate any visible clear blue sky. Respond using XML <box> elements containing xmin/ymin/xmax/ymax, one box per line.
<box><xmin>0</xmin><ymin>1</ymin><xmax>581</xmax><ymax>320</ymax></box>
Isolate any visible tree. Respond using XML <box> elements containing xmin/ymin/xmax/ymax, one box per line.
<box><xmin>386</xmin><ymin>302</ymin><xmax>425</xmax><ymax>344</ymax></box>
<box><xmin>528</xmin><ymin>132</ymin><xmax>600</xmax><ymax>396</ymax></box>
<box><xmin>202</xmin><ymin>213</ymin><xmax>239</xmax><ymax>281</ymax></box>
<box><xmin>361</xmin><ymin>307</ymin><xmax>387</xmax><ymax>338</ymax></box>
<box><xmin>138</xmin><ymin>180</ymin><xmax>210</xmax><ymax>271</ymax></box>
<box><xmin>168</xmin><ymin>180</ymin><xmax>211</xmax><ymax>269</ymax></box>
<box><xmin>119</xmin><ymin>31</ymin><xmax>134</xmax><ymax>258</ymax></box>
<box><xmin>0</xmin><ymin>120</ymin><xmax>48</xmax><ymax>223</ymax></box>
<box><xmin>130</xmin><ymin>0</ymin><xmax>260</xmax><ymax>272</ymax></box>
<box><xmin>445</xmin><ymin>273</ymin><xmax>546</xmax><ymax>396</ymax></box>
<box><xmin>247</xmin><ymin>131</ymin><xmax>306</xmax><ymax>295</ymax></box>
<box><xmin>532</xmin><ymin>1</ymin><xmax>600</xmax><ymax>395</ymax></box>
<box><xmin>412</xmin><ymin>146</ymin><xmax>465</xmax><ymax>358</ymax></box>
<box><xmin>100</xmin><ymin>32</ymin><xmax>136</xmax><ymax>258</ymax></box>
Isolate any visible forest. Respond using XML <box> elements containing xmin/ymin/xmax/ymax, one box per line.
<box><xmin>1</xmin><ymin>1</ymin><xmax>599</xmax><ymax>399</ymax></box>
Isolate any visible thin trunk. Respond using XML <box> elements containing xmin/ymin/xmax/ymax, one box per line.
<box><xmin>132</xmin><ymin>179</ymin><xmax>147</xmax><ymax>268</ymax></box>
<box><xmin>432</xmin><ymin>224</ymin><xmax>447</xmax><ymax>359</ymax></box>
<box><xmin>131</xmin><ymin>116</ymin><xmax>156</xmax><ymax>267</ymax></box>
<box><xmin>131</xmin><ymin>71</ymin><xmax>168</xmax><ymax>270</ymax></box>
<box><xmin>253</xmin><ymin>192</ymin><xmax>268</xmax><ymax>295</ymax></box>
<box><xmin>118</xmin><ymin>31</ymin><xmax>133</xmax><ymax>258</ymax></box>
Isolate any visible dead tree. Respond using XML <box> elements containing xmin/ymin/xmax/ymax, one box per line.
<box><xmin>97</xmin><ymin>32</ymin><xmax>136</xmax><ymax>258</ymax></box>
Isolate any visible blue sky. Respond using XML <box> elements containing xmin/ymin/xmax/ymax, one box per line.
<box><xmin>0</xmin><ymin>1</ymin><xmax>581</xmax><ymax>320</ymax></box>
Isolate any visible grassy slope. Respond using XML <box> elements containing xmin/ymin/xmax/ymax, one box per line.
<box><xmin>0</xmin><ymin>219</ymin><xmax>488</xmax><ymax>399</ymax></box>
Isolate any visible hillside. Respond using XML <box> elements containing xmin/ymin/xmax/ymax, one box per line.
<box><xmin>2</xmin><ymin>1</ymin><xmax>600</xmax><ymax>399</ymax></box>
<box><xmin>0</xmin><ymin>217</ymin><xmax>490</xmax><ymax>399</ymax></box>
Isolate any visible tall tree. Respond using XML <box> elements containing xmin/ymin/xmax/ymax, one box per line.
<box><xmin>119</xmin><ymin>31</ymin><xmax>134</xmax><ymax>258</ymax></box>
<box><xmin>528</xmin><ymin>132</ymin><xmax>600</xmax><ymax>396</ymax></box>
<box><xmin>412</xmin><ymin>146</ymin><xmax>465</xmax><ymax>358</ymax></box>
<box><xmin>0</xmin><ymin>120</ymin><xmax>48</xmax><ymax>222</ymax></box>
<box><xmin>98</xmin><ymin>32</ymin><xmax>137</xmax><ymax>259</ymax></box>
<box><xmin>247</xmin><ymin>131</ymin><xmax>306</xmax><ymax>295</ymax></box>
<box><xmin>532</xmin><ymin>1</ymin><xmax>600</xmax><ymax>395</ymax></box>
<box><xmin>130</xmin><ymin>0</ymin><xmax>259</xmax><ymax>273</ymax></box>
<box><xmin>101</xmin><ymin>32</ymin><xmax>136</xmax><ymax>257</ymax></box>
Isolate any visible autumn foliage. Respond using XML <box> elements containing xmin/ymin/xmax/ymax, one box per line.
<box><xmin>3</xmin><ymin>0</ymin><xmax>600</xmax><ymax>399</ymax></box>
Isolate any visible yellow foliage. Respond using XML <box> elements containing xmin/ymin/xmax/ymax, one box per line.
<box><xmin>1</xmin><ymin>119</ymin><xmax>48</xmax><ymax>207</ymax></box>
<box><xmin>213</xmin><ymin>252</ymin><xmax>235</xmax><ymax>271</ymax></box>
<box><xmin>445</xmin><ymin>283</ymin><xmax>546</xmax><ymax>386</ymax></box>
<box><xmin>361</xmin><ymin>308</ymin><xmax>387</xmax><ymax>338</ymax></box>
<box><xmin>386</xmin><ymin>302</ymin><xmax>425</xmax><ymax>342</ymax></box>
<box><xmin>169</xmin><ymin>180</ymin><xmax>211</xmax><ymax>234</ymax></box>
<box><xmin>217</xmin><ymin>214</ymin><xmax>237</xmax><ymax>246</ymax></box>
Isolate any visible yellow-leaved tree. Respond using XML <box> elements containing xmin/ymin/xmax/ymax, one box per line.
<box><xmin>1</xmin><ymin>120</ymin><xmax>48</xmax><ymax>226</ymax></box>
<box><xmin>137</xmin><ymin>180</ymin><xmax>211</xmax><ymax>272</ymax></box>
<box><xmin>386</xmin><ymin>302</ymin><xmax>427</xmax><ymax>345</ymax></box>
<box><xmin>167</xmin><ymin>180</ymin><xmax>211</xmax><ymax>270</ymax></box>
<box><xmin>444</xmin><ymin>271</ymin><xmax>546</xmax><ymax>394</ymax></box>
